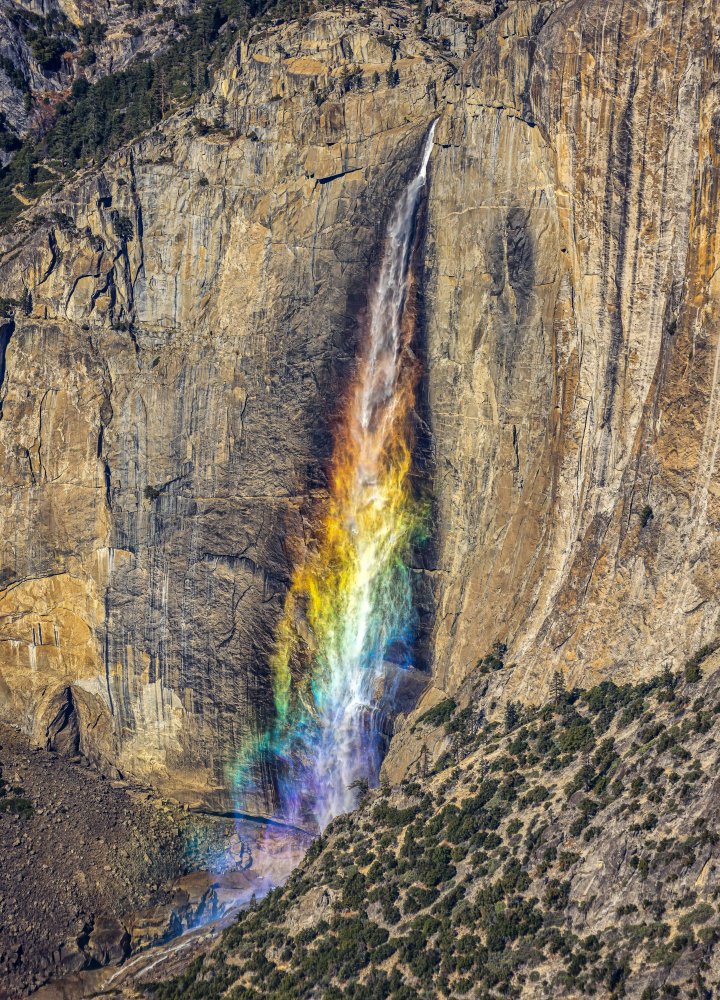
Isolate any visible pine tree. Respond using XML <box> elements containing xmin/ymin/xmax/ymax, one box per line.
<box><xmin>661</xmin><ymin>662</ymin><xmax>674</xmax><ymax>691</ymax></box>
<box><xmin>417</xmin><ymin>0</ymin><xmax>427</xmax><ymax>30</ymax></box>
<box><xmin>472</xmin><ymin>706</ymin><xmax>485</xmax><ymax>735</ymax></box>
<box><xmin>418</xmin><ymin>744</ymin><xmax>430</xmax><ymax>779</ymax></box>
<box><xmin>348</xmin><ymin>777</ymin><xmax>369</xmax><ymax>801</ymax></box>
<box><xmin>401</xmin><ymin>827</ymin><xmax>418</xmax><ymax>858</ymax></box>
<box><xmin>215</xmin><ymin>95</ymin><xmax>229</xmax><ymax>127</ymax></box>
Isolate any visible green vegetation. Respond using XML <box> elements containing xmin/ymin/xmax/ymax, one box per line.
<box><xmin>475</xmin><ymin>641</ymin><xmax>508</xmax><ymax>676</ymax></box>
<box><xmin>684</xmin><ymin>640</ymin><xmax>719</xmax><ymax>683</ymax></box>
<box><xmin>0</xmin><ymin>768</ymin><xmax>33</xmax><ymax>818</ymax></box>
<box><xmin>12</xmin><ymin>7</ymin><xmax>77</xmax><ymax>72</ymax></box>
<box><xmin>0</xmin><ymin>113</ymin><xmax>22</xmax><ymax>156</ymax></box>
<box><xmin>0</xmin><ymin>795</ymin><xmax>34</xmax><ymax>818</ymax></box>
<box><xmin>417</xmin><ymin>698</ymin><xmax>456</xmax><ymax>728</ymax></box>
<box><xmin>3</xmin><ymin>0</ymin><xmax>366</xmax><ymax>226</ymax></box>
<box><xmin>148</xmin><ymin>655</ymin><xmax>720</xmax><ymax>1000</ymax></box>
<box><xmin>0</xmin><ymin>0</ymin><xmax>245</xmax><ymax>223</ymax></box>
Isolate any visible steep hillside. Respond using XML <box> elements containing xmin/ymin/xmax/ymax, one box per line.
<box><xmin>0</xmin><ymin>0</ymin><xmax>283</xmax><ymax>219</ymax></box>
<box><xmin>148</xmin><ymin>654</ymin><xmax>720</xmax><ymax>999</ymax></box>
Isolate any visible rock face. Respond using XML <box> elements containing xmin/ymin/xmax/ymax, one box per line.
<box><xmin>0</xmin><ymin>0</ymin><xmax>197</xmax><ymax>161</ymax></box>
<box><xmin>0</xmin><ymin>2</ymin><xmax>451</xmax><ymax>809</ymax></box>
<box><xmin>1</xmin><ymin>0</ymin><xmax>720</xmax><ymax>806</ymax></box>
<box><xmin>424</xmin><ymin>0</ymin><xmax>720</xmax><ymax>707</ymax></box>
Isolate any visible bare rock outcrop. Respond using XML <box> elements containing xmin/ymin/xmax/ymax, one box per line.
<box><xmin>424</xmin><ymin>0</ymin><xmax>720</xmax><ymax>709</ymax></box>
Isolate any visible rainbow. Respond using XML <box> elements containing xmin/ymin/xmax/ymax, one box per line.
<box><xmin>233</xmin><ymin>122</ymin><xmax>437</xmax><ymax>831</ymax></box>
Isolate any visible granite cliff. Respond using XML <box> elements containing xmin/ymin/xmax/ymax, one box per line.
<box><xmin>1</xmin><ymin>0</ymin><xmax>719</xmax><ymax>811</ymax></box>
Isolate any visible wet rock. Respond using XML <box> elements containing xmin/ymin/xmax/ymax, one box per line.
<box><xmin>55</xmin><ymin>943</ymin><xmax>86</xmax><ymax>976</ymax></box>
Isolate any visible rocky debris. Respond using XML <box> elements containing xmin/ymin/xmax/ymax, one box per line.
<box><xmin>28</xmin><ymin>848</ymin><xmax>310</xmax><ymax>998</ymax></box>
<box><xmin>0</xmin><ymin>723</ymin><xmax>234</xmax><ymax>997</ymax></box>
<box><xmin>84</xmin><ymin>915</ymin><xmax>130</xmax><ymax>968</ymax></box>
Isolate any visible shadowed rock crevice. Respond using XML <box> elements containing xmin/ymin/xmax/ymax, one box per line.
<box><xmin>0</xmin><ymin>316</ymin><xmax>13</xmax><ymax>419</ymax></box>
<box><xmin>44</xmin><ymin>686</ymin><xmax>81</xmax><ymax>757</ymax></box>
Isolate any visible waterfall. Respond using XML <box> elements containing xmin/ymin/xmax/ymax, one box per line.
<box><xmin>234</xmin><ymin>121</ymin><xmax>437</xmax><ymax>832</ymax></box>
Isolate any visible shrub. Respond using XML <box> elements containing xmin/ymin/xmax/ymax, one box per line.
<box><xmin>417</xmin><ymin>698</ymin><xmax>456</xmax><ymax>727</ymax></box>
<box><xmin>684</xmin><ymin>639</ymin><xmax>720</xmax><ymax>682</ymax></box>
<box><xmin>112</xmin><ymin>212</ymin><xmax>134</xmax><ymax>242</ymax></box>
<box><xmin>557</xmin><ymin>718</ymin><xmax>594</xmax><ymax>753</ymax></box>
<box><xmin>504</xmin><ymin>701</ymin><xmax>520</xmax><ymax>731</ymax></box>
<box><xmin>0</xmin><ymin>796</ymin><xmax>33</xmax><ymax>818</ymax></box>
<box><xmin>678</xmin><ymin>903</ymin><xmax>714</xmax><ymax>929</ymax></box>
<box><xmin>341</xmin><ymin>868</ymin><xmax>366</xmax><ymax>910</ymax></box>
<box><xmin>403</xmin><ymin>886</ymin><xmax>439</xmax><ymax>914</ymax></box>
<box><xmin>522</xmin><ymin>784</ymin><xmax>550</xmax><ymax>806</ymax></box>
<box><xmin>372</xmin><ymin>802</ymin><xmax>416</xmax><ymax>827</ymax></box>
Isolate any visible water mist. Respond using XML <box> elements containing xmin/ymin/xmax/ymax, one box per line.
<box><xmin>234</xmin><ymin>121</ymin><xmax>437</xmax><ymax>832</ymax></box>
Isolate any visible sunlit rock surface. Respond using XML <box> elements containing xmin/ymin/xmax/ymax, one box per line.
<box><xmin>1</xmin><ymin>0</ymin><xmax>719</xmax><ymax>805</ymax></box>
